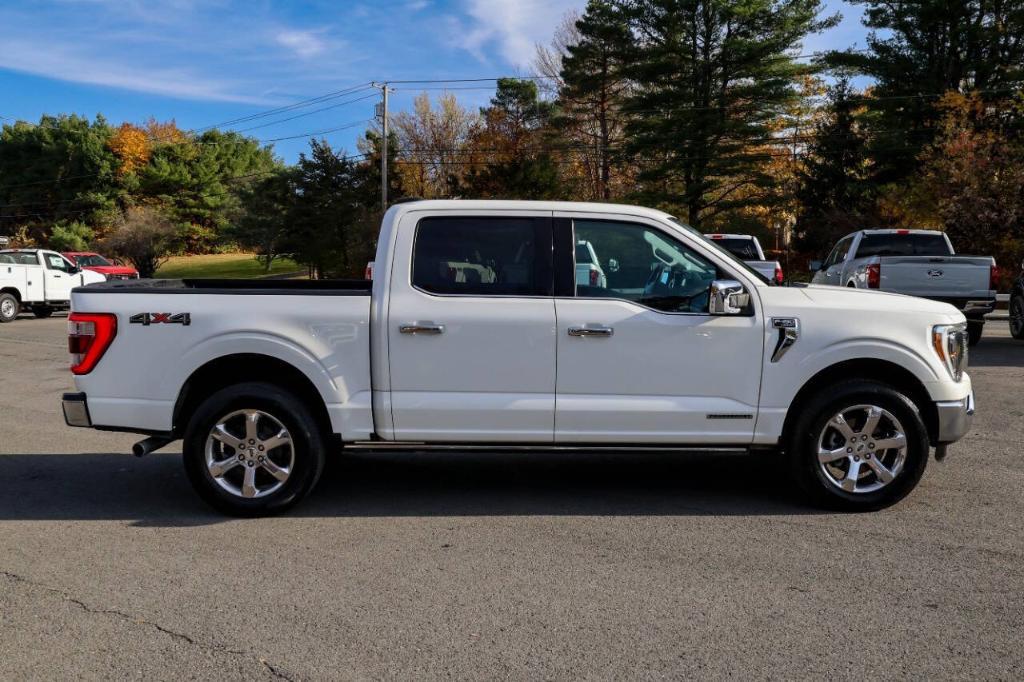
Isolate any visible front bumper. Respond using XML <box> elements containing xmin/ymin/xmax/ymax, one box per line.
<box><xmin>935</xmin><ymin>390</ymin><xmax>975</xmax><ymax>444</ymax></box>
<box><xmin>62</xmin><ymin>392</ymin><xmax>92</xmax><ymax>428</ymax></box>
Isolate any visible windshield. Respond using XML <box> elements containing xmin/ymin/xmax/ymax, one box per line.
<box><xmin>711</xmin><ymin>237</ymin><xmax>761</xmax><ymax>260</ymax></box>
<box><xmin>856</xmin><ymin>233</ymin><xmax>952</xmax><ymax>258</ymax></box>
<box><xmin>74</xmin><ymin>254</ymin><xmax>112</xmax><ymax>267</ymax></box>
<box><xmin>668</xmin><ymin>219</ymin><xmax>770</xmax><ymax>284</ymax></box>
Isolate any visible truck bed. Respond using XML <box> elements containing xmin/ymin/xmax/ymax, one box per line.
<box><xmin>73</xmin><ymin>278</ymin><xmax>372</xmax><ymax>295</ymax></box>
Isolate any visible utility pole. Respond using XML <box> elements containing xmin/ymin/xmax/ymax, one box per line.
<box><xmin>371</xmin><ymin>82</ymin><xmax>391</xmax><ymax>211</ymax></box>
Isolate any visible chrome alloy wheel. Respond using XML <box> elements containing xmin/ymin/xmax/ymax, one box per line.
<box><xmin>817</xmin><ymin>404</ymin><xmax>908</xmax><ymax>494</ymax></box>
<box><xmin>204</xmin><ymin>409</ymin><xmax>295</xmax><ymax>499</ymax></box>
<box><xmin>0</xmin><ymin>297</ymin><xmax>16</xmax><ymax>319</ymax></box>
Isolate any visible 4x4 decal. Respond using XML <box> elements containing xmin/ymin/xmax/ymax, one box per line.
<box><xmin>129</xmin><ymin>312</ymin><xmax>191</xmax><ymax>326</ymax></box>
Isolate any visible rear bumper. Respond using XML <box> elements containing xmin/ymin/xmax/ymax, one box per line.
<box><xmin>62</xmin><ymin>392</ymin><xmax>92</xmax><ymax>428</ymax></box>
<box><xmin>935</xmin><ymin>390</ymin><xmax>975</xmax><ymax>444</ymax></box>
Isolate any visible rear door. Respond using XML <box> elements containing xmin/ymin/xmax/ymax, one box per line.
<box><xmin>552</xmin><ymin>213</ymin><xmax>764</xmax><ymax>444</ymax></box>
<box><xmin>386</xmin><ymin>210</ymin><xmax>557</xmax><ymax>442</ymax></box>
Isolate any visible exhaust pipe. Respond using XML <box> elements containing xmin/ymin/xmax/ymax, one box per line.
<box><xmin>132</xmin><ymin>436</ymin><xmax>174</xmax><ymax>457</ymax></box>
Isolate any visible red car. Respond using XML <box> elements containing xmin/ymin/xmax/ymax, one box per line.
<box><xmin>63</xmin><ymin>252</ymin><xmax>139</xmax><ymax>280</ymax></box>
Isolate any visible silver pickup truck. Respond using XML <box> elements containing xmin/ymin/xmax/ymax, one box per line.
<box><xmin>812</xmin><ymin>229</ymin><xmax>997</xmax><ymax>345</ymax></box>
<box><xmin>705</xmin><ymin>233</ymin><xmax>783</xmax><ymax>284</ymax></box>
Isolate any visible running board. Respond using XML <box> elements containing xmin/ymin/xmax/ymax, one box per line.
<box><xmin>345</xmin><ymin>442</ymin><xmax>751</xmax><ymax>454</ymax></box>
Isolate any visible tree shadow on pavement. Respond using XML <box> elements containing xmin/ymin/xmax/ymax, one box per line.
<box><xmin>968</xmin><ymin>332</ymin><xmax>1024</xmax><ymax>367</ymax></box>
<box><xmin>0</xmin><ymin>449</ymin><xmax>822</xmax><ymax>526</ymax></box>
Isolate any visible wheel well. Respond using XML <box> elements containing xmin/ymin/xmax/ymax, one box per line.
<box><xmin>781</xmin><ymin>359</ymin><xmax>939</xmax><ymax>448</ymax></box>
<box><xmin>1</xmin><ymin>287</ymin><xmax>22</xmax><ymax>303</ymax></box>
<box><xmin>173</xmin><ymin>354</ymin><xmax>334</xmax><ymax>440</ymax></box>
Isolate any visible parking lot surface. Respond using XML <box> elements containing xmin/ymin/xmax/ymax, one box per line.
<box><xmin>1</xmin><ymin>314</ymin><xmax>1022</xmax><ymax>679</ymax></box>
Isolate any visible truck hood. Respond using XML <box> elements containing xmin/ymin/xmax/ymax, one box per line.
<box><xmin>83</xmin><ymin>265</ymin><xmax>138</xmax><ymax>276</ymax></box>
<box><xmin>795</xmin><ymin>283</ymin><xmax>965</xmax><ymax>319</ymax></box>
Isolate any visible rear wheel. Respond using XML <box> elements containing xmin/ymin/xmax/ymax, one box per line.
<box><xmin>787</xmin><ymin>380</ymin><xmax>929</xmax><ymax>511</ymax></box>
<box><xmin>1010</xmin><ymin>293</ymin><xmax>1024</xmax><ymax>340</ymax></box>
<box><xmin>967</xmin><ymin>320</ymin><xmax>984</xmax><ymax>346</ymax></box>
<box><xmin>31</xmin><ymin>305</ymin><xmax>53</xmax><ymax>319</ymax></box>
<box><xmin>0</xmin><ymin>293</ymin><xmax>19</xmax><ymax>322</ymax></box>
<box><xmin>182</xmin><ymin>382</ymin><xmax>327</xmax><ymax>516</ymax></box>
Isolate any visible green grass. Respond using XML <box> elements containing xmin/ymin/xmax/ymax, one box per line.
<box><xmin>155</xmin><ymin>253</ymin><xmax>304</xmax><ymax>279</ymax></box>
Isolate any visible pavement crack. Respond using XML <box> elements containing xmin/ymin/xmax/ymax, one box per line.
<box><xmin>1</xmin><ymin>569</ymin><xmax>296</xmax><ymax>679</ymax></box>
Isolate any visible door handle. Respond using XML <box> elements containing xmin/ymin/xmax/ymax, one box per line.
<box><xmin>568</xmin><ymin>325</ymin><xmax>614</xmax><ymax>338</ymax></box>
<box><xmin>400</xmin><ymin>322</ymin><xmax>445</xmax><ymax>335</ymax></box>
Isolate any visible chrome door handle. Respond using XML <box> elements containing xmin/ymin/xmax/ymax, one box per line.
<box><xmin>400</xmin><ymin>322</ymin><xmax>445</xmax><ymax>335</ymax></box>
<box><xmin>568</xmin><ymin>325</ymin><xmax>614</xmax><ymax>338</ymax></box>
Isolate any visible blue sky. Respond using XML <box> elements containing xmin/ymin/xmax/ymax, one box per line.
<box><xmin>0</xmin><ymin>0</ymin><xmax>872</xmax><ymax>163</ymax></box>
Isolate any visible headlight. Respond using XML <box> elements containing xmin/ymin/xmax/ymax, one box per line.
<box><xmin>932</xmin><ymin>323</ymin><xmax>968</xmax><ymax>382</ymax></box>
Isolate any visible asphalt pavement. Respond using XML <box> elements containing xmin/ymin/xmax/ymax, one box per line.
<box><xmin>1</xmin><ymin>313</ymin><xmax>1022</xmax><ymax>680</ymax></box>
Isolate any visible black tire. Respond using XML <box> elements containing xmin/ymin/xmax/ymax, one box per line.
<box><xmin>0</xmin><ymin>293</ymin><xmax>19</xmax><ymax>323</ymax></box>
<box><xmin>31</xmin><ymin>305</ymin><xmax>53</xmax><ymax>319</ymax></box>
<box><xmin>182</xmin><ymin>382</ymin><xmax>327</xmax><ymax>516</ymax></box>
<box><xmin>787</xmin><ymin>380</ymin><xmax>930</xmax><ymax>511</ymax></box>
<box><xmin>967</xmin><ymin>320</ymin><xmax>984</xmax><ymax>347</ymax></box>
<box><xmin>1010</xmin><ymin>294</ymin><xmax>1024</xmax><ymax>340</ymax></box>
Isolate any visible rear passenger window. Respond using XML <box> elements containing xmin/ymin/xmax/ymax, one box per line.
<box><xmin>413</xmin><ymin>216</ymin><xmax>549</xmax><ymax>296</ymax></box>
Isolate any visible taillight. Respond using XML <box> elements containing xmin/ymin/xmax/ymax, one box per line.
<box><xmin>364</xmin><ymin>262</ymin><xmax>374</xmax><ymax>280</ymax></box>
<box><xmin>589</xmin><ymin>268</ymin><xmax>599</xmax><ymax>286</ymax></box>
<box><xmin>866</xmin><ymin>263</ymin><xmax>881</xmax><ymax>289</ymax></box>
<box><xmin>774</xmin><ymin>264</ymin><xmax>784</xmax><ymax>285</ymax></box>
<box><xmin>68</xmin><ymin>312</ymin><xmax>117</xmax><ymax>375</ymax></box>
<box><xmin>990</xmin><ymin>262</ymin><xmax>999</xmax><ymax>291</ymax></box>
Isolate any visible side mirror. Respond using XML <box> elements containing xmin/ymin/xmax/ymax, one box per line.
<box><xmin>709</xmin><ymin>280</ymin><xmax>749</xmax><ymax>315</ymax></box>
<box><xmin>607</xmin><ymin>257</ymin><xmax>620</xmax><ymax>273</ymax></box>
<box><xmin>809</xmin><ymin>260</ymin><xmax>823</xmax><ymax>272</ymax></box>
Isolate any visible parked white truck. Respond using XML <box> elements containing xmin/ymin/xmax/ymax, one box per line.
<box><xmin>62</xmin><ymin>201</ymin><xmax>974</xmax><ymax>515</ymax></box>
<box><xmin>0</xmin><ymin>248</ymin><xmax>106</xmax><ymax>322</ymax></box>
<box><xmin>811</xmin><ymin>229</ymin><xmax>997</xmax><ymax>345</ymax></box>
<box><xmin>705</xmin><ymin>233</ymin><xmax>784</xmax><ymax>285</ymax></box>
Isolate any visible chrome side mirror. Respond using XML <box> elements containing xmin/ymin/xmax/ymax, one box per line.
<box><xmin>709</xmin><ymin>280</ymin><xmax>749</xmax><ymax>315</ymax></box>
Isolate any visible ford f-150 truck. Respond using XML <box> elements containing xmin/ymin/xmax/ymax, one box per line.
<box><xmin>62</xmin><ymin>201</ymin><xmax>974</xmax><ymax>516</ymax></box>
<box><xmin>811</xmin><ymin>229</ymin><xmax>997</xmax><ymax>345</ymax></box>
<box><xmin>0</xmin><ymin>248</ymin><xmax>106</xmax><ymax>322</ymax></box>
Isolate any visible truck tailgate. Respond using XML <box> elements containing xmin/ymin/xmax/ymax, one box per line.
<box><xmin>879</xmin><ymin>256</ymin><xmax>993</xmax><ymax>299</ymax></box>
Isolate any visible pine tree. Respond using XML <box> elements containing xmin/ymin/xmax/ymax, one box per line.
<box><xmin>615</xmin><ymin>0</ymin><xmax>836</xmax><ymax>227</ymax></box>
<box><xmin>557</xmin><ymin>0</ymin><xmax>633</xmax><ymax>200</ymax></box>
<box><xmin>794</xmin><ymin>76</ymin><xmax>872</xmax><ymax>253</ymax></box>
<box><xmin>830</xmin><ymin>0</ymin><xmax>1024</xmax><ymax>183</ymax></box>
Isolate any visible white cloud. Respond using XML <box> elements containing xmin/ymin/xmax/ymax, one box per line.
<box><xmin>459</xmin><ymin>0</ymin><xmax>584</xmax><ymax>67</ymax></box>
<box><xmin>0</xmin><ymin>38</ymin><xmax>271</xmax><ymax>104</ymax></box>
<box><xmin>405</xmin><ymin>0</ymin><xmax>430</xmax><ymax>10</ymax></box>
<box><xmin>275</xmin><ymin>29</ymin><xmax>329</xmax><ymax>59</ymax></box>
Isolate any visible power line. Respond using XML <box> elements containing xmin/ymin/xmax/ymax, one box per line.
<box><xmin>194</xmin><ymin>82</ymin><xmax>373</xmax><ymax>131</ymax></box>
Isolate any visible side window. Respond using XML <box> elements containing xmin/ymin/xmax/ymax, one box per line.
<box><xmin>573</xmin><ymin>219</ymin><xmax>719</xmax><ymax>314</ymax></box>
<box><xmin>412</xmin><ymin>216</ymin><xmax>548</xmax><ymax>296</ymax></box>
<box><xmin>45</xmin><ymin>254</ymin><xmax>73</xmax><ymax>271</ymax></box>
<box><xmin>824</xmin><ymin>237</ymin><xmax>851</xmax><ymax>267</ymax></box>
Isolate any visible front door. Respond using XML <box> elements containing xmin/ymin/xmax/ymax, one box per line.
<box><xmin>42</xmin><ymin>252</ymin><xmax>76</xmax><ymax>301</ymax></box>
<box><xmin>553</xmin><ymin>214</ymin><xmax>764</xmax><ymax>444</ymax></box>
<box><xmin>386</xmin><ymin>211</ymin><xmax>557</xmax><ymax>442</ymax></box>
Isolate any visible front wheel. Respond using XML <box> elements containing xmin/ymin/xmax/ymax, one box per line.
<box><xmin>1010</xmin><ymin>294</ymin><xmax>1024</xmax><ymax>340</ymax></box>
<box><xmin>0</xmin><ymin>293</ymin><xmax>19</xmax><ymax>323</ymax></box>
<box><xmin>967</xmin><ymin>320</ymin><xmax>984</xmax><ymax>347</ymax></box>
<box><xmin>182</xmin><ymin>382</ymin><xmax>327</xmax><ymax>516</ymax></box>
<box><xmin>787</xmin><ymin>380</ymin><xmax>930</xmax><ymax>511</ymax></box>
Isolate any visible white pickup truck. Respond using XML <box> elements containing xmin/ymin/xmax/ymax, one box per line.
<box><xmin>0</xmin><ymin>248</ymin><xmax>106</xmax><ymax>322</ymax></box>
<box><xmin>62</xmin><ymin>201</ymin><xmax>974</xmax><ymax>516</ymax></box>
<box><xmin>705</xmin><ymin>233</ymin><xmax>784</xmax><ymax>285</ymax></box>
<box><xmin>811</xmin><ymin>229</ymin><xmax>997</xmax><ymax>345</ymax></box>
